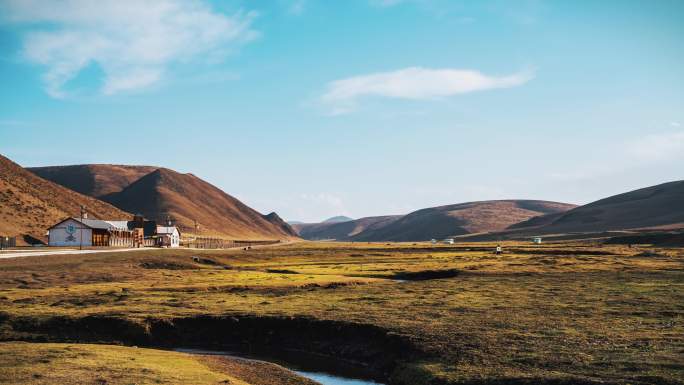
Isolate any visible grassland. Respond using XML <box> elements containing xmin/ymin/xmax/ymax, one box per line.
<box><xmin>0</xmin><ymin>241</ymin><xmax>683</xmax><ymax>384</ymax></box>
<box><xmin>0</xmin><ymin>342</ymin><xmax>317</xmax><ymax>385</ymax></box>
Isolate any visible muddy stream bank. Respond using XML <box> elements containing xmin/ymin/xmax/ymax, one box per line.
<box><xmin>0</xmin><ymin>313</ymin><xmax>424</xmax><ymax>384</ymax></box>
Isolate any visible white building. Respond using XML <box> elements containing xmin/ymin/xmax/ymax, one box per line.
<box><xmin>47</xmin><ymin>218</ymin><xmax>134</xmax><ymax>247</ymax></box>
<box><xmin>156</xmin><ymin>225</ymin><xmax>181</xmax><ymax>248</ymax></box>
<box><xmin>48</xmin><ymin>218</ymin><xmax>91</xmax><ymax>247</ymax></box>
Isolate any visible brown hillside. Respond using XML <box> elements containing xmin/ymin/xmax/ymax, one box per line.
<box><xmin>263</xmin><ymin>212</ymin><xmax>299</xmax><ymax>238</ymax></box>
<box><xmin>463</xmin><ymin>181</ymin><xmax>684</xmax><ymax>242</ymax></box>
<box><xmin>539</xmin><ymin>180</ymin><xmax>684</xmax><ymax>233</ymax></box>
<box><xmin>29</xmin><ymin>164</ymin><xmax>157</xmax><ymax>198</ymax></box>
<box><xmin>352</xmin><ymin>200</ymin><xmax>576</xmax><ymax>242</ymax></box>
<box><xmin>506</xmin><ymin>211</ymin><xmax>566</xmax><ymax>230</ymax></box>
<box><xmin>0</xmin><ymin>154</ymin><xmax>131</xmax><ymax>244</ymax></box>
<box><xmin>102</xmin><ymin>168</ymin><xmax>296</xmax><ymax>240</ymax></box>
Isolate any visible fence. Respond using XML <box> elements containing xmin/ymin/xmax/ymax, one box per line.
<box><xmin>0</xmin><ymin>236</ymin><xmax>17</xmax><ymax>249</ymax></box>
<box><xmin>183</xmin><ymin>237</ymin><xmax>281</xmax><ymax>249</ymax></box>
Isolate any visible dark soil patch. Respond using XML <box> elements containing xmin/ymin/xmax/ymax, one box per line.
<box><xmin>191</xmin><ymin>257</ymin><xmax>221</xmax><ymax>266</ymax></box>
<box><xmin>507</xmin><ymin>248</ymin><xmax>616</xmax><ymax>256</ymax></box>
<box><xmin>265</xmin><ymin>269</ymin><xmax>299</xmax><ymax>274</ymax></box>
<box><xmin>392</xmin><ymin>269</ymin><xmax>460</xmax><ymax>281</ymax></box>
<box><xmin>605</xmin><ymin>232</ymin><xmax>684</xmax><ymax>247</ymax></box>
<box><xmin>140</xmin><ymin>261</ymin><xmax>197</xmax><ymax>270</ymax></box>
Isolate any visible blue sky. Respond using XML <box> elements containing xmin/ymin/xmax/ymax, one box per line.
<box><xmin>1</xmin><ymin>0</ymin><xmax>682</xmax><ymax>222</ymax></box>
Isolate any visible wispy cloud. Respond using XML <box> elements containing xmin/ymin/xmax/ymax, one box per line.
<box><xmin>369</xmin><ymin>0</ymin><xmax>405</xmax><ymax>7</ymax></box>
<box><xmin>0</xmin><ymin>120</ymin><xmax>32</xmax><ymax>127</ymax></box>
<box><xmin>320</xmin><ymin>67</ymin><xmax>534</xmax><ymax>115</ymax></box>
<box><xmin>286</xmin><ymin>0</ymin><xmax>307</xmax><ymax>15</ymax></box>
<box><xmin>299</xmin><ymin>193</ymin><xmax>346</xmax><ymax>211</ymax></box>
<box><xmin>0</xmin><ymin>0</ymin><xmax>258</xmax><ymax>98</ymax></box>
<box><xmin>298</xmin><ymin>193</ymin><xmax>350</xmax><ymax>220</ymax></box>
<box><xmin>549</xmin><ymin>130</ymin><xmax>684</xmax><ymax>182</ymax></box>
<box><xmin>628</xmin><ymin>131</ymin><xmax>684</xmax><ymax>163</ymax></box>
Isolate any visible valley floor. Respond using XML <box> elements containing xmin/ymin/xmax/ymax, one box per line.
<box><xmin>0</xmin><ymin>241</ymin><xmax>682</xmax><ymax>384</ymax></box>
<box><xmin>0</xmin><ymin>342</ymin><xmax>317</xmax><ymax>385</ymax></box>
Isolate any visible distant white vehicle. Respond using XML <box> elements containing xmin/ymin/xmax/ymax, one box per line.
<box><xmin>430</xmin><ymin>239</ymin><xmax>437</xmax><ymax>244</ymax></box>
<box><xmin>443</xmin><ymin>238</ymin><xmax>454</xmax><ymax>244</ymax></box>
<box><xmin>533</xmin><ymin>237</ymin><xmax>543</xmax><ymax>244</ymax></box>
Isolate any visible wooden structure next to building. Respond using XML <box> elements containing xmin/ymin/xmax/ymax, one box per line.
<box><xmin>46</xmin><ymin>214</ymin><xmax>181</xmax><ymax>248</ymax></box>
<box><xmin>0</xmin><ymin>236</ymin><xmax>16</xmax><ymax>249</ymax></box>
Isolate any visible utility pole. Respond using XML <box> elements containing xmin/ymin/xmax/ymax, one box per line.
<box><xmin>79</xmin><ymin>205</ymin><xmax>85</xmax><ymax>250</ymax></box>
<box><xmin>194</xmin><ymin>219</ymin><xmax>200</xmax><ymax>248</ymax></box>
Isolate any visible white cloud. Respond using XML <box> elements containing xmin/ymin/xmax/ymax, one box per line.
<box><xmin>287</xmin><ymin>0</ymin><xmax>307</xmax><ymax>15</ymax></box>
<box><xmin>0</xmin><ymin>119</ymin><xmax>31</xmax><ymax>127</ymax></box>
<box><xmin>628</xmin><ymin>131</ymin><xmax>684</xmax><ymax>163</ymax></box>
<box><xmin>320</xmin><ymin>67</ymin><xmax>534</xmax><ymax>115</ymax></box>
<box><xmin>670</xmin><ymin>121</ymin><xmax>681</xmax><ymax>127</ymax></box>
<box><xmin>297</xmin><ymin>193</ymin><xmax>350</xmax><ymax>220</ymax></box>
<box><xmin>548</xmin><ymin>130</ymin><xmax>684</xmax><ymax>183</ymax></box>
<box><xmin>299</xmin><ymin>192</ymin><xmax>345</xmax><ymax>210</ymax></box>
<box><xmin>370</xmin><ymin>0</ymin><xmax>405</xmax><ymax>7</ymax></box>
<box><xmin>1</xmin><ymin>0</ymin><xmax>257</xmax><ymax>97</ymax></box>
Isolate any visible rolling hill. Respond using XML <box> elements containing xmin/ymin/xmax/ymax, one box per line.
<box><xmin>294</xmin><ymin>200</ymin><xmax>575</xmax><ymax>241</ymax></box>
<box><xmin>294</xmin><ymin>215</ymin><xmax>401</xmax><ymax>240</ymax></box>
<box><xmin>29</xmin><ymin>164</ymin><xmax>157</xmax><ymax>198</ymax></box>
<box><xmin>31</xmin><ymin>164</ymin><xmax>297</xmax><ymax>240</ymax></box>
<box><xmin>323</xmin><ymin>216</ymin><xmax>354</xmax><ymax>223</ymax></box>
<box><xmin>0</xmin><ymin>154</ymin><xmax>131</xmax><ymax>244</ymax></box>
<box><xmin>350</xmin><ymin>200</ymin><xmax>576</xmax><ymax>242</ymax></box>
<box><xmin>532</xmin><ymin>180</ymin><xmax>684</xmax><ymax>233</ymax></box>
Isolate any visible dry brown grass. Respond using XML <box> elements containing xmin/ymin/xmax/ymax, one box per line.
<box><xmin>0</xmin><ymin>342</ymin><xmax>316</xmax><ymax>385</ymax></box>
<box><xmin>0</xmin><ymin>154</ymin><xmax>130</xmax><ymax>243</ymax></box>
<box><xmin>1</xmin><ymin>241</ymin><xmax>682</xmax><ymax>384</ymax></box>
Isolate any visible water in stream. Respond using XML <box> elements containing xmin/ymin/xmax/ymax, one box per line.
<box><xmin>294</xmin><ymin>370</ymin><xmax>382</xmax><ymax>385</ymax></box>
<box><xmin>176</xmin><ymin>348</ymin><xmax>384</xmax><ymax>385</ymax></box>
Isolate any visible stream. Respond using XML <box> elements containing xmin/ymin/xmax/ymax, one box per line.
<box><xmin>176</xmin><ymin>348</ymin><xmax>384</xmax><ymax>385</ymax></box>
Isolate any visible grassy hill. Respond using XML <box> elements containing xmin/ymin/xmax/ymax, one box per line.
<box><xmin>98</xmin><ymin>168</ymin><xmax>297</xmax><ymax>239</ymax></box>
<box><xmin>0</xmin><ymin>154</ymin><xmax>131</xmax><ymax>244</ymax></box>
<box><xmin>29</xmin><ymin>164</ymin><xmax>157</xmax><ymax>198</ymax></box>
<box><xmin>351</xmin><ymin>200</ymin><xmax>576</xmax><ymax>241</ymax></box>
<box><xmin>29</xmin><ymin>164</ymin><xmax>298</xmax><ymax>240</ymax></box>
<box><xmin>537</xmin><ymin>180</ymin><xmax>684</xmax><ymax>232</ymax></box>
<box><xmin>464</xmin><ymin>181</ymin><xmax>684</xmax><ymax>241</ymax></box>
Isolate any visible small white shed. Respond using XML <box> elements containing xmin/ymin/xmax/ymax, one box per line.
<box><xmin>156</xmin><ymin>226</ymin><xmax>181</xmax><ymax>248</ymax></box>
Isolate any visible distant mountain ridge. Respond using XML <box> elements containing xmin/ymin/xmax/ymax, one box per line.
<box><xmin>294</xmin><ymin>200</ymin><xmax>576</xmax><ymax>241</ymax></box>
<box><xmin>294</xmin><ymin>215</ymin><xmax>401</xmax><ymax>240</ymax></box>
<box><xmin>351</xmin><ymin>200</ymin><xmax>576</xmax><ymax>241</ymax></box>
<box><xmin>0</xmin><ymin>155</ymin><xmax>131</xmax><ymax>244</ymax></box>
<box><xmin>20</xmin><ymin>161</ymin><xmax>684</xmax><ymax>243</ymax></box>
<box><xmin>323</xmin><ymin>216</ymin><xmax>354</xmax><ymax>223</ymax></box>
<box><xmin>29</xmin><ymin>164</ymin><xmax>297</xmax><ymax>240</ymax></box>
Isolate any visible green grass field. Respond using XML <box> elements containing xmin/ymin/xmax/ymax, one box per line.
<box><xmin>0</xmin><ymin>342</ymin><xmax>318</xmax><ymax>385</ymax></box>
<box><xmin>1</xmin><ymin>241</ymin><xmax>682</xmax><ymax>384</ymax></box>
